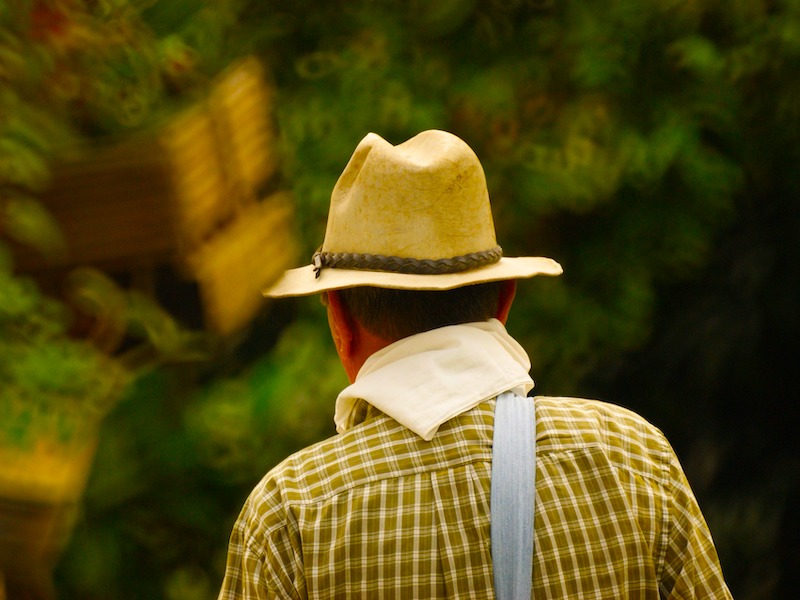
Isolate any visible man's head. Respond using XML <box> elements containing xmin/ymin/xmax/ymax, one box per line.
<box><xmin>262</xmin><ymin>130</ymin><xmax>562</xmax><ymax>379</ymax></box>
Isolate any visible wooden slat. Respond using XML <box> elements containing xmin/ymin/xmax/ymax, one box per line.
<box><xmin>210</xmin><ymin>57</ymin><xmax>278</xmax><ymax>208</ymax></box>
<box><xmin>0</xmin><ymin>437</ymin><xmax>98</xmax><ymax>504</ymax></box>
<box><xmin>185</xmin><ymin>192</ymin><xmax>296</xmax><ymax>335</ymax></box>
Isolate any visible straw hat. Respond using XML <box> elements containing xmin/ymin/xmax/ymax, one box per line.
<box><xmin>264</xmin><ymin>130</ymin><xmax>562</xmax><ymax>297</ymax></box>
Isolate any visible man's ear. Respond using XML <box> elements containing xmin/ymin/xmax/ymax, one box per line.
<box><xmin>326</xmin><ymin>290</ymin><xmax>354</xmax><ymax>358</ymax></box>
<box><xmin>495</xmin><ymin>280</ymin><xmax>517</xmax><ymax>324</ymax></box>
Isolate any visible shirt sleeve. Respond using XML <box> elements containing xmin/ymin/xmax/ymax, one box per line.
<box><xmin>217</xmin><ymin>482</ymin><xmax>306</xmax><ymax>600</ymax></box>
<box><xmin>659</xmin><ymin>445</ymin><xmax>733</xmax><ymax>599</ymax></box>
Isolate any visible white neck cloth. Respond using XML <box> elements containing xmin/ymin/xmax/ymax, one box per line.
<box><xmin>334</xmin><ymin>319</ymin><xmax>534</xmax><ymax>440</ymax></box>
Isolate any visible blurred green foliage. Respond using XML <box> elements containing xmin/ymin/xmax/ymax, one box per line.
<box><xmin>0</xmin><ymin>0</ymin><xmax>243</xmax><ymax>401</ymax></box>
<box><xmin>0</xmin><ymin>1</ymin><xmax>250</xmax><ymax>593</ymax></box>
<box><xmin>0</xmin><ymin>249</ymin><xmax>125</xmax><ymax>449</ymax></box>
<box><xmin>0</xmin><ymin>0</ymin><xmax>797</xmax><ymax>598</ymax></box>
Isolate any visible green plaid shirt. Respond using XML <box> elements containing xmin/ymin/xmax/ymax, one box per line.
<box><xmin>218</xmin><ymin>396</ymin><xmax>730</xmax><ymax>599</ymax></box>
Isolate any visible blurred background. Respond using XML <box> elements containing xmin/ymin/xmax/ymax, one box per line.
<box><xmin>1</xmin><ymin>0</ymin><xmax>797</xmax><ymax>598</ymax></box>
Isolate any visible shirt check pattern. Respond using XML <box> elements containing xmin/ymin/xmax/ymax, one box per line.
<box><xmin>218</xmin><ymin>396</ymin><xmax>731</xmax><ymax>599</ymax></box>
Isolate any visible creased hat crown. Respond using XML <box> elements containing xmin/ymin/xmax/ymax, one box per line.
<box><xmin>323</xmin><ymin>130</ymin><xmax>497</xmax><ymax>258</ymax></box>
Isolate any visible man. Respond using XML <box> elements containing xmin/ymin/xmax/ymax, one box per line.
<box><xmin>218</xmin><ymin>130</ymin><xmax>731</xmax><ymax>598</ymax></box>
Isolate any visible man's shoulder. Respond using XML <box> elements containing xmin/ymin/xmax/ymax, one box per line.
<box><xmin>252</xmin><ymin>426</ymin><xmax>363</xmax><ymax>507</ymax></box>
<box><xmin>255</xmin><ymin>406</ymin><xmax>484</xmax><ymax>508</ymax></box>
<box><xmin>534</xmin><ymin>395</ymin><xmax>664</xmax><ymax>434</ymax></box>
<box><xmin>533</xmin><ymin>395</ymin><xmax>671</xmax><ymax>481</ymax></box>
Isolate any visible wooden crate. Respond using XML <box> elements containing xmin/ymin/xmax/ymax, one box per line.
<box><xmin>0</xmin><ymin>427</ymin><xmax>100</xmax><ymax>599</ymax></box>
<box><xmin>14</xmin><ymin>57</ymin><xmax>279</xmax><ymax>272</ymax></box>
<box><xmin>12</xmin><ymin>57</ymin><xmax>295</xmax><ymax>336</ymax></box>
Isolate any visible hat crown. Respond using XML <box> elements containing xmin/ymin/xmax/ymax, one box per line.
<box><xmin>322</xmin><ymin>130</ymin><xmax>497</xmax><ymax>259</ymax></box>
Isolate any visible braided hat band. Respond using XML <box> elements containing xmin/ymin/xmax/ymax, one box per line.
<box><xmin>312</xmin><ymin>246</ymin><xmax>503</xmax><ymax>278</ymax></box>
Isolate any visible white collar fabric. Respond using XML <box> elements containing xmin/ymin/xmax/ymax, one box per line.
<box><xmin>334</xmin><ymin>319</ymin><xmax>534</xmax><ymax>441</ymax></box>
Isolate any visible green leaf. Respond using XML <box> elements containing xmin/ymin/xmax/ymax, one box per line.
<box><xmin>2</xmin><ymin>194</ymin><xmax>66</xmax><ymax>258</ymax></box>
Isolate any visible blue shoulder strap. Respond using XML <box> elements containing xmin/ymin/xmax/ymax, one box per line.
<box><xmin>491</xmin><ymin>391</ymin><xmax>537</xmax><ymax>599</ymax></box>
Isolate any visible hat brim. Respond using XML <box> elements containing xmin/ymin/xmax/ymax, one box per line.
<box><xmin>263</xmin><ymin>256</ymin><xmax>563</xmax><ymax>298</ymax></box>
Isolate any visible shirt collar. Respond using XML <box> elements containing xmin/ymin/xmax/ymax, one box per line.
<box><xmin>334</xmin><ymin>319</ymin><xmax>534</xmax><ymax>440</ymax></box>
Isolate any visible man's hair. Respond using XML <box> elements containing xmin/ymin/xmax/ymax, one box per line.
<box><xmin>336</xmin><ymin>281</ymin><xmax>503</xmax><ymax>341</ymax></box>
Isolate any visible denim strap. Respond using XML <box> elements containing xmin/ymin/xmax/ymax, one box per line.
<box><xmin>491</xmin><ymin>391</ymin><xmax>536</xmax><ymax>599</ymax></box>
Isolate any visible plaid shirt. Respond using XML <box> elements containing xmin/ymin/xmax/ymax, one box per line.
<box><xmin>218</xmin><ymin>396</ymin><xmax>731</xmax><ymax>599</ymax></box>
